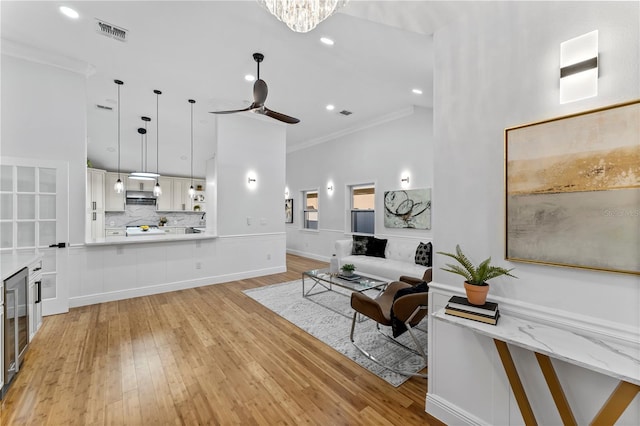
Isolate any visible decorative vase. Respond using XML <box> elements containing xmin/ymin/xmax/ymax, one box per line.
<box><xmin>329</xmin><ymin>254</ymin><xmax>339</xmax><ymax>274</ymax></box>
<box><xmin>342</xmin><ymin>270</ymin><xmax>353</xmax><ymax>277</ymax></box>
<box><xmin>464</xmin><ymin>281</ymin><xmax>490</xmax><ymax>305</ymax></box>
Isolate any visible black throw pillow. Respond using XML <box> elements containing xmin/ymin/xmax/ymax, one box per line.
<box><xmin>366</xmin><ymin>237</ymin><xmax>387</xmax><ymax>258</ymax></box>
<box><xmin>415</xmin><ymin>242</ymin><xmax>433</xmax><ymax>267</ymax></box>
<box><xmin>351</xmin><ymin>235</ymin><xmax>370</xmax><ymax>255</ymax></box>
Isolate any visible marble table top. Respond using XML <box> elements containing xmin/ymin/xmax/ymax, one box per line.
<box><xmin>433</xmin><ymin>309</ymin><xmax>640</xmax><ymax>386</ymax></box>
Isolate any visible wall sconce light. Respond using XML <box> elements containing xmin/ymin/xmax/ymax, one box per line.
<box><xmin>560</xmin><ymin>30</ymin><xmax>598</xmax><ymax>104</ymax></box>
<box><xmin>327</xmin><ymin>185</ymin><xmax>333</xmax><ymax>191</ymax></box>
<box><xmin>248</xmin><ymin>177</ymin><xmax>256</xmax><ymax>184</ymax></box>
<box><xmin>401</xmin><ymin>176</ymin><xmax>410</xmax><ymax>184</ymax></box>
<box><xmin>284</xmin><ymin>188</ymin><xmax>290</xmax><ymax>198</ymax></box>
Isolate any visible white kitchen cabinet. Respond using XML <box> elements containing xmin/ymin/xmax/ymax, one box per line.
<box><xmin>28</xmin><ymin>257</ymin><xmax>43</xmax><ymax>339</ymax></box>
<box><xmin>104</xmin><ymin>172</ymin><xmax>125</xmax><ymax>211</ymax></box>
<box><xmin>126</xmin><ymin>177</ymin><xmax>155</xmax><ymax>192</ymax></box>
<box><xmin>172</xmin><ymin>178</ymin><xmax>205</xmax><ymax>212</ymax></box>
<box><xmin>0</xmin><ymin>283</ymin><xmax>3</xmax><ymax>391</ymax></box>
<box><xmin>87</xmin><ymin>168</ymin><xmax>106</xmax><ymax>239</ymax></box>
<box><xmin>155</xmin><ymin>176</ymin><xmax>175</xmax><ymax>211</ymax></box>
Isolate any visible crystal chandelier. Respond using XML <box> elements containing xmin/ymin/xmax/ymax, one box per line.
<box><xmin>258</xmin><ymin>0</ymin><xmax>349</xmax><ymax>33</ymax></box>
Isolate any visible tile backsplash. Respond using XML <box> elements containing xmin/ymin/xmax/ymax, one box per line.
<box><xmin>106</xmin><ymin>205</ymin><xmax>205</xmax><ymax>228</ymax></box>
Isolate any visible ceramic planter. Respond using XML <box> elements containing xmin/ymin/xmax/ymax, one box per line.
<box><xmin>464</xmin><ymin>281</ymin><xmax>490</xmax><ymax>305</ymax></box>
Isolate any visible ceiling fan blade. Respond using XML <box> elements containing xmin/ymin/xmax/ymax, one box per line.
<box><xmin>253</xmin><ymin>79</ymin><xmax>268</xmax><ymax>106</ymax></box>
<box><xmin>209</xmin><ymin>105</ymin><xmax>255</xmax><ymax>114</ymax></box>
<box><xmin>263</xmin><ymin>107</ymin><xmax>300</xmax><ymax>124</ymax></box>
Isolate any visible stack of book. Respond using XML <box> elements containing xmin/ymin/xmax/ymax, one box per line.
<box><xmin>445</xmin><ymin>296</ymin><xmax>500</xmax><ymax>325</ymax></box>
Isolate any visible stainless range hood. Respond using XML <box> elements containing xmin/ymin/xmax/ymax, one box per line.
<box><xmin>125</xmin><ymin>190</ymin><xmax>156</xmax><ymax>205</ymax></box>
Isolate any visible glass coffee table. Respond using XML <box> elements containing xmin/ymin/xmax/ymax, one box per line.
<box><xmin>302</xmin><ymin>268</ymin><xmax>388</xmax><ymax>319</ymax></box>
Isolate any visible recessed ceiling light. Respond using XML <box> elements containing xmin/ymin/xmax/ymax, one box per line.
<box><xmin>326</xmin><ymin>104</ymin><xmax>335</xmax><ymax>111</ymax></box>
<box><xmin>320</xmin><ymin>37</ymin><xmax>334</xmax><ymax>46</ymax></box>
<box><xmin>412</xmin><ymin>88</ymin><xmax>423</xmax><ymax>95</ymax></box>
<box><xmin>245</xmin><ymin>74</ymin><xmax>256</xmax><ymax>82</ymax></box>
<box><xmin>59</xmin><ymin>6</ymin><xmax>79</xmax><ymax>19</ymax></box>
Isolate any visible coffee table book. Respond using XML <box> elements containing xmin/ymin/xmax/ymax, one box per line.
<box><xmin>444</xmin><ymin>305</ymin><xmax>500</xmax><ymax>325</ymax></box>
<box><xmin>448</xmin><ymin>295</ymin><xmax>499</xmax><ymax>316</ymax></box>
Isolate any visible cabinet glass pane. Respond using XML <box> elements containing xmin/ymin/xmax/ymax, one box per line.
<box><xmin>1</xmin><ymin>222</ymin><xmax>12</xmax><ymax>248</ymax></box>
<box><xmin>40</xmin><ymin>195</ymin><xmax>56</xmax><ymax>219</ymax></box>
<box><xmin>17</xmin><ymin>194</ymin><xmax>36</xmax><ymax>219</ymax></box>
<box><xmin>39</xmin><ymin>221</ymin><xmax>56</xmax><ymax>247</ymax></box>
<box><xmin>1</xmin><ymin>165</ymin><xmax>13</xmax><ymax>191</ymax></box>
<box><xmin>17</xmin><ymin>222</ymin><xmax>35</xmax><ymax>247</ymax></box>
<box><xmin>17</xmin><ymin>166</ymin><xmax>36</xmax><ymax>192</ymax></box>
<box><xmin>1</xmin><ymin>194</ymin><xmax>13</xmax><ymax>219</ymax></box>
<box><xmin>39</xmin><ymin>168</ymin><xmax>57</xmax><ymax>193</ymax></box>
<box><xmin>41</xmin><ymin>273</ymin><xmax>56</xmax><ymax>300</ymax></box>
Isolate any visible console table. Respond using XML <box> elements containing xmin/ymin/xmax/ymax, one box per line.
<box><xmin>433</xmin><ymin>310</ymin><xmax>640</xmax><ymax>425</ymax></box>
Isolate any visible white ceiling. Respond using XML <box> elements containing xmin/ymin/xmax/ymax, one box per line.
<box><xmin>1</xmin><ymin>1</ymin><xmax>469</xmax><ymax>177</ymax></box>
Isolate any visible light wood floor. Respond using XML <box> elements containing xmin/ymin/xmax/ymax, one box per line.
<box><xmin>1</xmin><ymin>254</ymin><xmax>444</xmax><ymax>425</ymax></box>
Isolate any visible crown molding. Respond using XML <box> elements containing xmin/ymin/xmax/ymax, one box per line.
<box><xmin>287</xmin><ymin>106</ymin><xmax>415</xmax><ymax>154</ymax></box>
<box><xmin>1</xmin><ymin>38</ymin><xmax>95</xmax><ymax>77</ymax></box>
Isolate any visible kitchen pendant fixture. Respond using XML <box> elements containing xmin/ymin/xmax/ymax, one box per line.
<box><xmin>153</xmin><ymin>89</ymin><xmax>162</xmax><ymax>196</ymax></box>
<box><xmin>188</xmin><ymin>99</ymin><xmax>196</xmax><ymax>199</ymax></box>
<box><xmin>257</xmin><ymin>0</ymin><xmax>349</xmax><ymax>33</ymax></box>
<box><xmin>113</xmin><ymin>79</ymin><xmax>124</xmax><ymax>193</ymax></box>
<box><xmin>130</xmin><ymin>116</ymin><xmax>159</xmax><ymax>181</ymax></box>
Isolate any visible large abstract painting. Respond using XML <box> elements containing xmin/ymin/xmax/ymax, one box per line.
<box><xmin>384</xmin><ymin>188</ymin><xmax>431</xmax><ymax>229</ymax></box>
<box><xmin>505</xmin><ymin>100</ymin><xmax>640</xmax><ymax>275</ymax></box>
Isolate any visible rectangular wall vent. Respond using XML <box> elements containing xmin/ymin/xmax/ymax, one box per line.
<box><xmin>95</xmin><ymin>18</ymin><xmax>128</xmax><ymax>42</ymax></box>
<box><xmin>339</xmin><ymin>110</ymin><xmax>353</xmax><ymax>116</ymax></box>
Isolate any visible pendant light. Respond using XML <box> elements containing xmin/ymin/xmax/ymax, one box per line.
<box><xmin>130</xmin><ymin>116</ymin><xmax>158</xmax><ymax>180</ymax></box>
<box><xmin>113</xmin><ymin>79</ymin><xmax>124</xmax><ymax>193</ymax></box>
<box><xmin>188</xmin><ymin>99</ymin><xmax>196</xmax><ymax>199</ymax></box>
<box><xmin>153</xmin><ymin>89</ymin><xmax>162</xmax><ymax>196</ymax></box>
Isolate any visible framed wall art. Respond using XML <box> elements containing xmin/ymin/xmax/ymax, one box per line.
<box><xmin>285</xmin><ymin>198</ymin><xmax>293</xmax><ymax>223</ymax></box>
<box><xmin>505</xmin><ymin>99</ymin><xmax>640</xmax><ymax>275</ymax></box>
<box><xmin>383</xmin><ymin>188</ymin><xmax>431</xmax><ymax>229</ymax></box>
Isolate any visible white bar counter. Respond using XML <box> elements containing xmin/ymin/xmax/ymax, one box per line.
<box><xmin>85</xmin><ymin>232</ymin><xmax>217</xmax><ymax>246</ymax></box>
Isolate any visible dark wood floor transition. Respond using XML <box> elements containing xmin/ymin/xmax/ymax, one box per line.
<box><xmin>1</xmin><ymin>254</ymin><xmax>443</xmax><ymax>425</ymax></box>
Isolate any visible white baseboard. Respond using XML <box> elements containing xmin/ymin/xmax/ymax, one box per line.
<box><xmin>69</xmin><ymin>266</ymin><xmax>285</xmax><ymax>308</ymax></box>
<box><xmin>426</xmin><ymin>394</ymin><xmax>486</xmax><ymax>426</ymax></box>
<box><xmin>286</xmin><ymin>248</ymin><xmax>329</xmax><ymax>262</ymax></box>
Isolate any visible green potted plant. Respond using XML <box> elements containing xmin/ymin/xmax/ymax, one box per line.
<box><xmin>437</xmin><ymin>245</ymin><xmax>517</xmax><ymax>305</ymax></box>
<box><xmin>341</xmin><ymin>263</ymin><xmax>356</xmax><ymax>277</ymax></box>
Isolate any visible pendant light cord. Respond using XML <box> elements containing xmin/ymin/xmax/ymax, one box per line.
<box><xmin>115</xmin><ymin>79</ymin><xmax>123</xmax><ymax>180</ymax></box>
<box><xmin>189</xmin><ymin>99</ymin><xmax>195</xmax><ymax>186</ymax></box>
<box><xmin>154</xmin><ymin>90</ymin><xmax>162</xmax><ymax>177</ymax></box>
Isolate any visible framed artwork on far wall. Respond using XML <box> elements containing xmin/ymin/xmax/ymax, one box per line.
<box><xmin>505</xmin><ymin>99</ymin><xmax>640</xmax><ymax>275</ymax></box>
<box><xmin>285</xmin><ymin>198</ymin><xmax>293</xmax><ymax>223</ymax></box>
<box><xmin>383</xmin><ymin>188</ymin><xmax>431</xmax><ymax>229</ymax></box>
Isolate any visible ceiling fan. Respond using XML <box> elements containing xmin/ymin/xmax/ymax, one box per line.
<box><xmin>210</xmin><ymin>53</ymin><xmax>300</xmax><ymax>124</ymax></box>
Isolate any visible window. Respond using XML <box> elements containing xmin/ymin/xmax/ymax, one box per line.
<box><xmin>350</xmin><ymin>184</ymin><xmax>375</xmax><ymax>234</ymax></box>
<box><xmin>303</xmin><ymin>190</ymin><xmax>318</xmax><ymax>230</ymax></box>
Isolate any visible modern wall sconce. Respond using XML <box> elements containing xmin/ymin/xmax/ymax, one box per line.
<box><xmin>401</xmin><ymin>174</ymin><xmax>410</xmax><ymax>188</ymax></box>
<box><xmin>401</xmin><ymin>176</ymin><xmax>410</xmax><ymax>184</ymax></box>
<box><xmin>327</xmin><ymin>185</ymin><xmax>333</xmax><ymax>191</ymax></box>
<box><xmin>248</xmin><ymin>177</ymin><xmax>256</xmax><ymax>184</ymax></box>
<box><xmin>560</xmin><ymin>30</ymin><xmax>598</xmax><ymax>104</ymax></box>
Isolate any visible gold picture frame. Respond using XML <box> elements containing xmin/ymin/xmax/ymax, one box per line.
<box><xmin>504</xmin><ymin>99</ymin><xmax>640</xmax><ymax>275</ymax></box>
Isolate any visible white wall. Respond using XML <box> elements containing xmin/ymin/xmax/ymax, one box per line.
<box><xmin>428</xmin><ymin>2</ymin><xmax>640</xmax><ymax>425</ymax></box>
<box><xmin>286</xmin><ymin>107</ymin><xmax>434</xmax><ymax>260</ymax></box>
<box><xmin>1</xmin><ymin>55</ymin><xmax>287</xmax><ymax>307</ymax></box>
<box><xmin>1</xmin><ymin>55</ymin><xmax>87</xmax><ymax>244</ymax></box>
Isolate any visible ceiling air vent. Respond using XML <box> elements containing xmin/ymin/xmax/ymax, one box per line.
<box><xmin>339</xmin><ymin>110</ymin><xmax>353</xmax><ymax>116</ymax></box>
<box><xmin>95</xmin><ymin>18</ymin><xmax>128</xmax><ymax>43</ymax></box>
<box><xmin>96</xmin><ymin>104</ymin><xmax>113</xmax><ymax>111</ymax></box>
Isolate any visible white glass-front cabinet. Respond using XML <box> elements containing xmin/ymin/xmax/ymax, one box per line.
<box><xmin>104</xmin><ymin>172</ymin><xmax>125</xmax><ymax>211</ymax></box>
<box><xmin>158</xmin><ymin>177</ymin><xmax>205</xmax><ymax>212</ymax></box>
<box><xmin>156</xmin><ymin>176</ymin><xmax>174</xmax><ymax>211</ymax></box>
<box><xmin>87</xmin><ymin>168</ymin><xmax>105</xmax><ymax>239</ymax></box>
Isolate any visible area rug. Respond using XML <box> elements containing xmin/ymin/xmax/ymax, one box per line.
<box><xmin>243</xmin><ymin>280</ymin><xmax>427</xmax><ymax>387</ymax></box>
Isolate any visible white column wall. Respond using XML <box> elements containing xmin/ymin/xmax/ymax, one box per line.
<box><xmin>285</xmin><ymin>107</ymin><xmax>434</xmax><ymax>261</ymax></box>
<box><xmin>429</xmin><ymin>2</ymin><xmax>640</xmax><ymax>425</ymax></box>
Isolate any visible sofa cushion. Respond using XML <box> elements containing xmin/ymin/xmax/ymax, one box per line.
<box><xmin>366</xmin><ymin>237</ymin><xmax>387</xmax><ymax>258</ymax></box>
<box><xmin>351</xmin><ymin>235</ymin><xmax>369</xmax><ymax>255</ymax></box>
<box><xmin>340</xmin><ymin>255</ymin><xmax>429</xmax><ymax>282</ymax></box>
<box><xmin>415</xmin><ymin>241</ymin><xmax>433</xmax><ymax>266</ymax></box>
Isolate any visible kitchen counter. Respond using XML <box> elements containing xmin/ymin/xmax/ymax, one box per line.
<box><xmin>1</xmin><ymin>250</ymin><xmax>42</xmax><ymax>280</ymax></box>
<box><xmin>85</xmin><ymin>232</ymin><xmax>217</xmax><ymax>246</ymax></box>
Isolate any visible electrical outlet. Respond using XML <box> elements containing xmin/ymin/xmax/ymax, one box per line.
<box><xmin>195</xmin><ymin>262</ymin><xmax>202</xmax><ymax>270</ymax></box>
